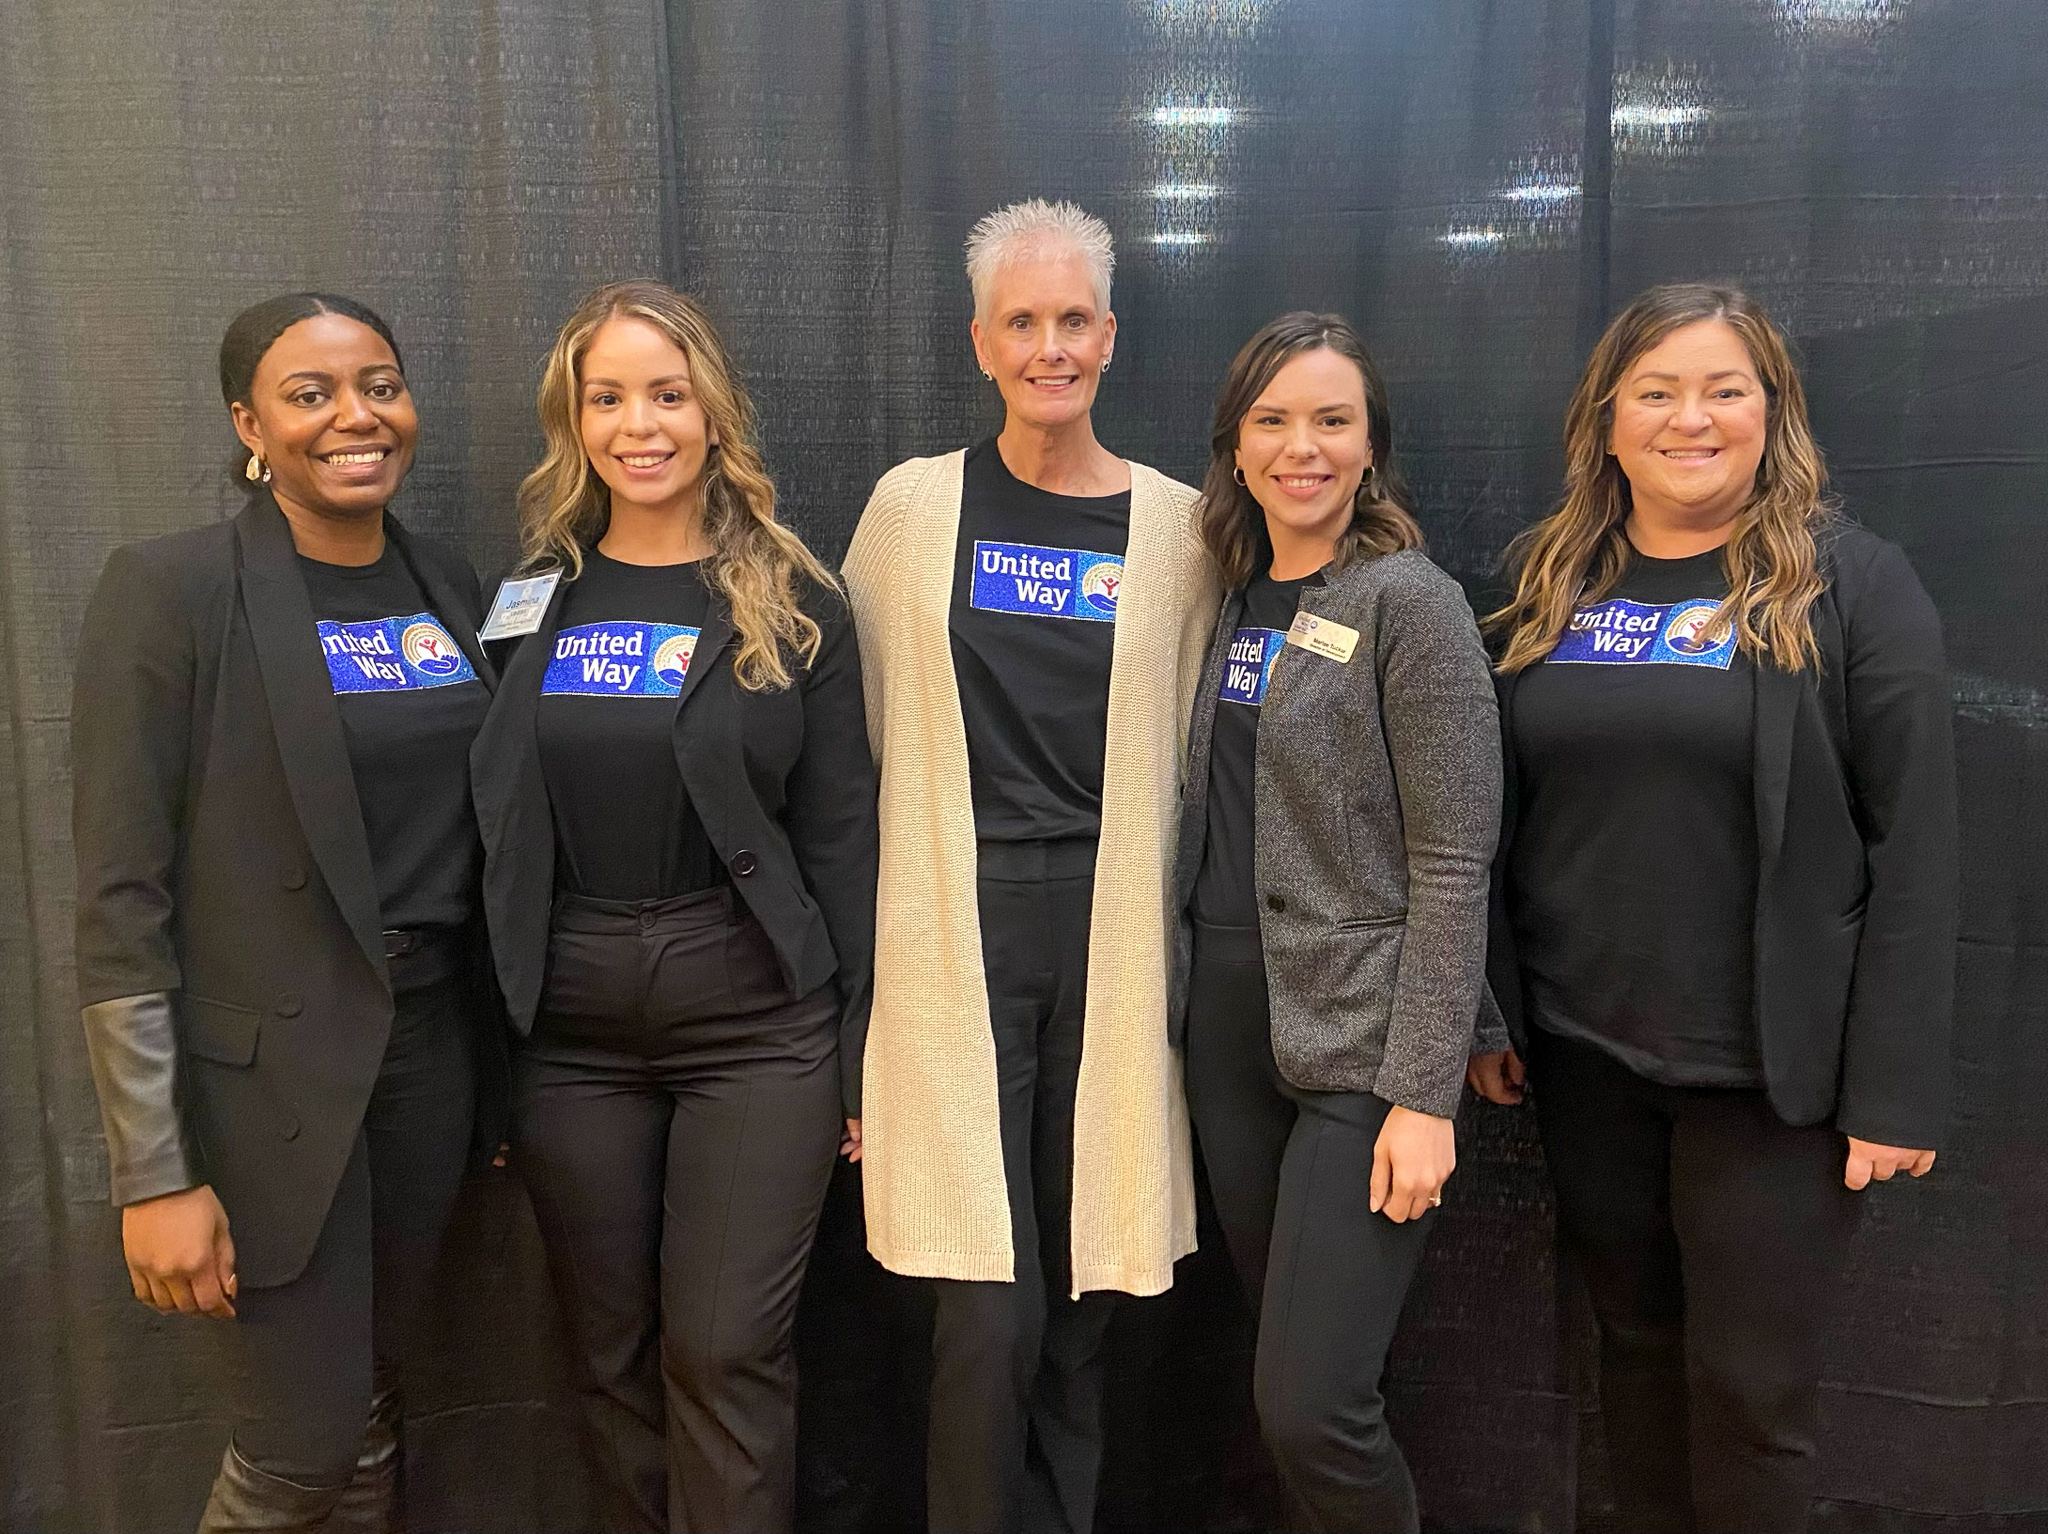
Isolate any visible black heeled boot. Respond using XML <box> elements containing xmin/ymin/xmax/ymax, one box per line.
<box><xmin>196</xmin><ymin>1442</ymin><xmax>346</xmax><ymax>1534</ymax></box>
<box><xmin>321</xmin><ymin>1382</ymin><xmax>402</xmax><ymax>1534</ymax></box>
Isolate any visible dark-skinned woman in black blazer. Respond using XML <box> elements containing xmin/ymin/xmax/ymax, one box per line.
<box><xmin>72</xmin><ymin>293</ymin><xmax>496</xmax><ymax>1532</ymax></box>
<box><xmin>1472</xmin><ymin>283</ymin><xmax>1957</xmax><ymax>1534</ymax></box>
<box><xmin>470</xmin><ymin>280</ymin><xmax>877</xmax><ymax>1534</ymax></box>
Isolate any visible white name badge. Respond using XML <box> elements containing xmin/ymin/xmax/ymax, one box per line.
<box><xmin>479</xmin><ymin>569</ymin><xmax>563</xmax><ymax>641</ymax></box>
<box><xmin>1285</xmin><ymin>609</ymin><xmax>1360</xmax><ymax>664</ymax></box>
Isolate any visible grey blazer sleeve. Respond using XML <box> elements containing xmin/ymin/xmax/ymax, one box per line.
<box><xmin>71</xmin><ymin>544</ymin><xmax>202</xmax><ymax>1204</ymax></box>
<box><xmin>1371</xmin><ymin>570</ymin><xmax>1504</xmax><ymax>1117</ymax></box>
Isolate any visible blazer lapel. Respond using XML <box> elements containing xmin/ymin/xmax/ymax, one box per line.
<box><xmin>673</xmin><ymin>599</ymin><xmax>734</xmax><ymax>718</ymax></box>
<box><xmin>233</xmin><ymin>496</ymin><xmax>387</xmax><ymax>988</ymax></box>
<box><xmin>1752</xmin><ymin>660</ymin><xmax>1802</xmax><ymax>876</ymax></box>
<box><xmin>386</xmin><ymin>517</ymin><xmax>494</xmax><ymax>687</ymax></box>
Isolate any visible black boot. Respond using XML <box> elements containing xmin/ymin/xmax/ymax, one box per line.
<box><xmin>321</xmin><ymin>1383</ymin><xmax>402</xmax><ymax>1534</ymax></box>
<box><xmin>196</xmin><ymin>1442</ymin><xmax>345</xmax><ymax>1534</ymax></box>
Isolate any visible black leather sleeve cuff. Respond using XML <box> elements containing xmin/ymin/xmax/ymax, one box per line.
<box><xmin>81</xmin><ymin>992</ymin><xmax>200</xmax><ymax>1205</ymax></box>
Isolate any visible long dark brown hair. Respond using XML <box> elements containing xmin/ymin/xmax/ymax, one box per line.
<box><xmin>1489</xmin><ymin>282</ymin><xmax>1834</xmax><ymax>674</ymax></box>
<box><xmin>1198</xmin><ymin>311</ymin><xmax>1423</xmax><ymax>589</ymax></box>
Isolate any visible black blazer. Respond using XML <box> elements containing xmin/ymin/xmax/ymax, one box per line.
<box><xmin>1488</xmin><ymin>524</ymin><xmax>1958</xmax><ymax>1148</ymax></box>
<box><xmin>469</xmin><ymin>562</ymin><xmax>878</xmax><ymax>1114</ymax></box>
<box><xmin>71</xmin><ymin>494</ymin><xmax>496</xmax><ymax>1287</ymax></box>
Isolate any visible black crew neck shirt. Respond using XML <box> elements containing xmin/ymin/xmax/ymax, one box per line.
<box><xmin>535</xmin><ymin>549</ymin><xmax>721</xmax><ymax>901</ymax></box>
<box><xmin>298</xmin><ymin>545</ymin><xmax>489</xmax><ymax>933</ymax></box>
<box><xmin>1193</xmin><ymin>564</ymin><xmax>1319</xmax><ymax>929</ymax></box>
<box><xmin>950</xmin><ymin>437</ymin><xmax>1132</xmax><ymax>842</ymax></box>
<box><xmin>1508</xmin><ymin>546</ymin><xmax>1761</xmax><ymax>1087</ymax></box>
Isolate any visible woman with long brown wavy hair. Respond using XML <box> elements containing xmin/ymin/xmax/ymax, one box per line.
<box><xmin>1472</xmin><ymin>283</ymin><xmax>1956</xmax><ymax>1533</ymax></box>
<box><xmin>1169</xmin><ymin>311</ymin><xmax>1500</xmax><ymax>1532</ymax></box>
<box><xmin>469</xmin><ymin>280</ymin><xmax>877</xmax><ymax>1533</ymax></box>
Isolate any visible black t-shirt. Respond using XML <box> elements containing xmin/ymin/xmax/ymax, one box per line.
<box><xmin>949</xmin><ymin>437</ymin><xmax>1131</xmax><ymax>842</ymax></box>
<box><xmin>1508</xmin><ymin>547</ymin><xmax>1761</xmax><ymax>1086</ymax></box>
<box><xmin>1192</xmin><ymin>565</ymin><xmax>1319</xmax><ymax>929</ymax></box>
<box><xmin>299</xmin><ymin>545</ymin><xmax>489</xmax><ymax>933</ymax></box>
<box><xmin>535</xmin><ymin>549</ymin><xmax>722</xmax><ymax>901</ymax></box>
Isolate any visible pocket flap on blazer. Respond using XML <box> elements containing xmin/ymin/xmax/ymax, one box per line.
<box><xmin>182</xmin><ymin>997</ymin><xmax>261</xmax><ymax>1066</ymax></box>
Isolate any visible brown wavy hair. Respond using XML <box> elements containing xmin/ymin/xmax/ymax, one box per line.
<box><xmin>1489</xmin><ymin>283</ymin><xmax>1834</xmax><ymax>674</ymax></box>
<box><xmin>1198</xmin><ymin>312</ymin><xmax>1423</xmax><ymax>589</ymax></box>
<box><xmin>517</xmin><ymin>280</ymin><xmax>833</xmax><ymax>690</ymax></box>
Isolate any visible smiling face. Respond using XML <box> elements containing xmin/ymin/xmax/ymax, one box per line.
<box><xmin>577</xmin><ymin>316</ymin><xmax>718</xmax><ymax>524</ymax></box>
<box><xmin>229</xmin><ymin>313</ymin><xmax>417</xmax><ymax>520</ymax></box>
<box><xmin>970</xmin><ymin>250</ymin><xmax>1116</xmax><ymax>433</ymax></box>
<box><xmin>1609</xmin><ymin>318</ymin><xmax>1769</xmax><ymax>532</ymax></box>
<box><xmin>1233</xmin><ymin>346</ymin><xmax>1373</xmax><ymax>560</ymax></box>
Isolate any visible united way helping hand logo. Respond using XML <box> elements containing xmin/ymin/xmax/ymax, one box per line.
<box><xmin>318</xmin><ymin>614</ymin><xmax>478</xmax><ymax>694</ymax></box>
<box><xmin>651</xmin><ymin>631</ymin><xmax>698</xmax><ymax>691</ymax></box>
<box><xmin>401</xmin><ymin>620</ymin><xmax>466</xmax><ymax>678</ymax></box>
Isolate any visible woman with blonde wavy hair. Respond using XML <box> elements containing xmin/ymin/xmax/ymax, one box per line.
<box><xmin>470</xmin><ymin>280</ymin><xmax>877</xmax><ymax>1533</ymax></box>
<box><xmin>1472</xmin><ymin>283</ymin><xmax>1956</xmax><ymax>1533</ymax></box>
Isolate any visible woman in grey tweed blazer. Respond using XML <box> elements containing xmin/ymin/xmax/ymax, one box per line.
<box><xmin>1167</xmin><ymin>312</ymin><xmax>1502</xmax><ymax>1534</ymax></box>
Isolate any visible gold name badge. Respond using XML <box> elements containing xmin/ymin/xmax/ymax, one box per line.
<box><xmin>1285</xmin><ymin>610</ymin><xmax>1360</xmax><ymax>664</ymax></box>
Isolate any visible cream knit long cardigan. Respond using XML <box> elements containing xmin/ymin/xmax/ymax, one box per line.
<box><xmin>841</xmin><ymin>449</ymin><xmax>1220</xmax><ymax>1296</ymax></box>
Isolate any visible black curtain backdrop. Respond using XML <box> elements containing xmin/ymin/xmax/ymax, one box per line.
<box><xmin>1</xmin><ymin>2</ymin><xmax>2041</xmax><ymax>1530</ymax></box>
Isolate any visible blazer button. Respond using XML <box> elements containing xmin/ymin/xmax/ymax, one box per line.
<box><xmin>275</xmin><ymin>995</ymin><xmax>304</xmax><ymax>1018</ymax></box>
<box><xmin>1265</xmin><ymin>893</ymin><xmax>1286</xmax><ymax>913</ymax></box>
<box><xmin>281</xmin><ymin>865</ymin><xmax>307</xmax><ymax>891</ymax></box>
<box><xmin>730</xmin><ymin>849</ymin><xmax>758</xmax><ymax>877</ymax></box>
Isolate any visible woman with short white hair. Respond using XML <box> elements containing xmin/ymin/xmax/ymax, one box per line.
<box><xmin>842</xmin><ymin>199</ymin><xmax>1218</xmax><ymax>1533</ymax></box>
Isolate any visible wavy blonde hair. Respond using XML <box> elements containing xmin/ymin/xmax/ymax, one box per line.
<box><xmin>1490</xmin><ymin>283</ymin><xmax>1834</xmax><ymax>674</ymax></box>
<box><xmin>518</xmin><ymin>280</ymin><xmax>833</xmax><ymax>689</ymax></box>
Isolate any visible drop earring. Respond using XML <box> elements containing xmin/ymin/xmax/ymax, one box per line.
<box><xmin>245</xmin><ymin>454</ymin><xmax>270</xmax><ymax>484</ymax></box>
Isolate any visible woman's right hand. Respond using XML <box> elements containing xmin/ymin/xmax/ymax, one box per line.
<box><xmin>1467</xmin><ymin>1048</ymin><xmax>1527</xmax><ymax>1106</ymax></box>
<box><xmin>122</xmin><ymin>1185</ymin><xmax>237</xmax><ymax>1319</ymax></box>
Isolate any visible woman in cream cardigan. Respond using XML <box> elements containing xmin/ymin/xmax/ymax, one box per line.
<box><xmin>841</xmin><ymin>199</ymin><xmax>1218</xmax><ymax>1534</ymax></box>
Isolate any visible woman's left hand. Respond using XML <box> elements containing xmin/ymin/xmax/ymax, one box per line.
<box><xmin>1371</xmin><ymin>1105</ymin><xmax>1456</xmax><ymax>1223</ymax></box>
<box><xmin>1844</xmin><ymin>1137</ymin><xmax>1935</xmax><ymax>1189</ymax></box>
<box><xmin>841</xmin><ymin>1119</ymin><xmax>863</xmax><ymax>1162</ymax></box>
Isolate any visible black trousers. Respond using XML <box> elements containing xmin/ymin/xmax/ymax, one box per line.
<box><xmin>1529</xmin><ymin>1028</ymin><xmax>1862</xmax><ymax>1534</ymax></box>
<box><xmin>217</xmin><ymin>943</ymin><xmax>477</xmax><ymax>1492</ymax></box>
<box><xmin>513</xmin><ymin>887</ymin><xmax>842</xmax><ymax>1534</ymax></box>
<box><xmin>927</xmin><ymin>840</ymin><xmax>1117</xmax><ymax>1534</ymax></box>
<box><xmin>1182</xmin><ymin>922</ymin><xmax>1434</xmax><ymax>1534</ymax></box>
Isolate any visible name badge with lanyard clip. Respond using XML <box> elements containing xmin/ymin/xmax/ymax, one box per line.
<box><xmin>478</xmin><ymin>569</ymin><xmax>564</xmax><ymax>642</ymax></box>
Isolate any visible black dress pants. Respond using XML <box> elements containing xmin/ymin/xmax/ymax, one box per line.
<box><xmin>217</xmin><ymin>942</ymin><xmax>477</xmax><ymax>1495</ymax></box>
<box><xmin>1182</xmin><ymin>922</ymin><xmax>1435</xmax><ymax>1534</ymax></box>
<box><xmin>1528</xmin><ymin>1027</ymin><xmax>1862</xmax><ymax>1534</ymax></box>
<box><xmin>513</xmin><ymin>887</ymin><xmax>842</xmax><ymax>1534</ymax></box>
<box><xmin>927</xmin><ymin>839</ymin><xmax>1117</xmax><ymax>1534</ymax></box>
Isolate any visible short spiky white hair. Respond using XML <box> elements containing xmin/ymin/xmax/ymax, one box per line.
<box><xmin>964</xmin><ymin>199</ymin><xmax>1116</xmax><ymax>319</ymax></box>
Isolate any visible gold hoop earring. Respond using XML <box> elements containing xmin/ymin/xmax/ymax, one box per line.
<box><xmin>1232</xmin><ymin>466</ymin><xmax>1247</xmax><ymax>487</ymax></box>
<box><xmin>244</xmin><ymin>453</ymin><xmax>269</xmax><ymax>484</ymax></box>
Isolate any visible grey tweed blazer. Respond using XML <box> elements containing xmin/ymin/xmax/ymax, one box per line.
<box><xmin>1168</xmin><ymin>548</ymin><xmax>1504</xmax><ymax>1118</ymax></box>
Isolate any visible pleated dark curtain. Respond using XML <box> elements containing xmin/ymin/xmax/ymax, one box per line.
<box><xmin>1</xmin><ymin>2</ymin><xmax>2041</xmax><ymax>1530</ymax></box>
